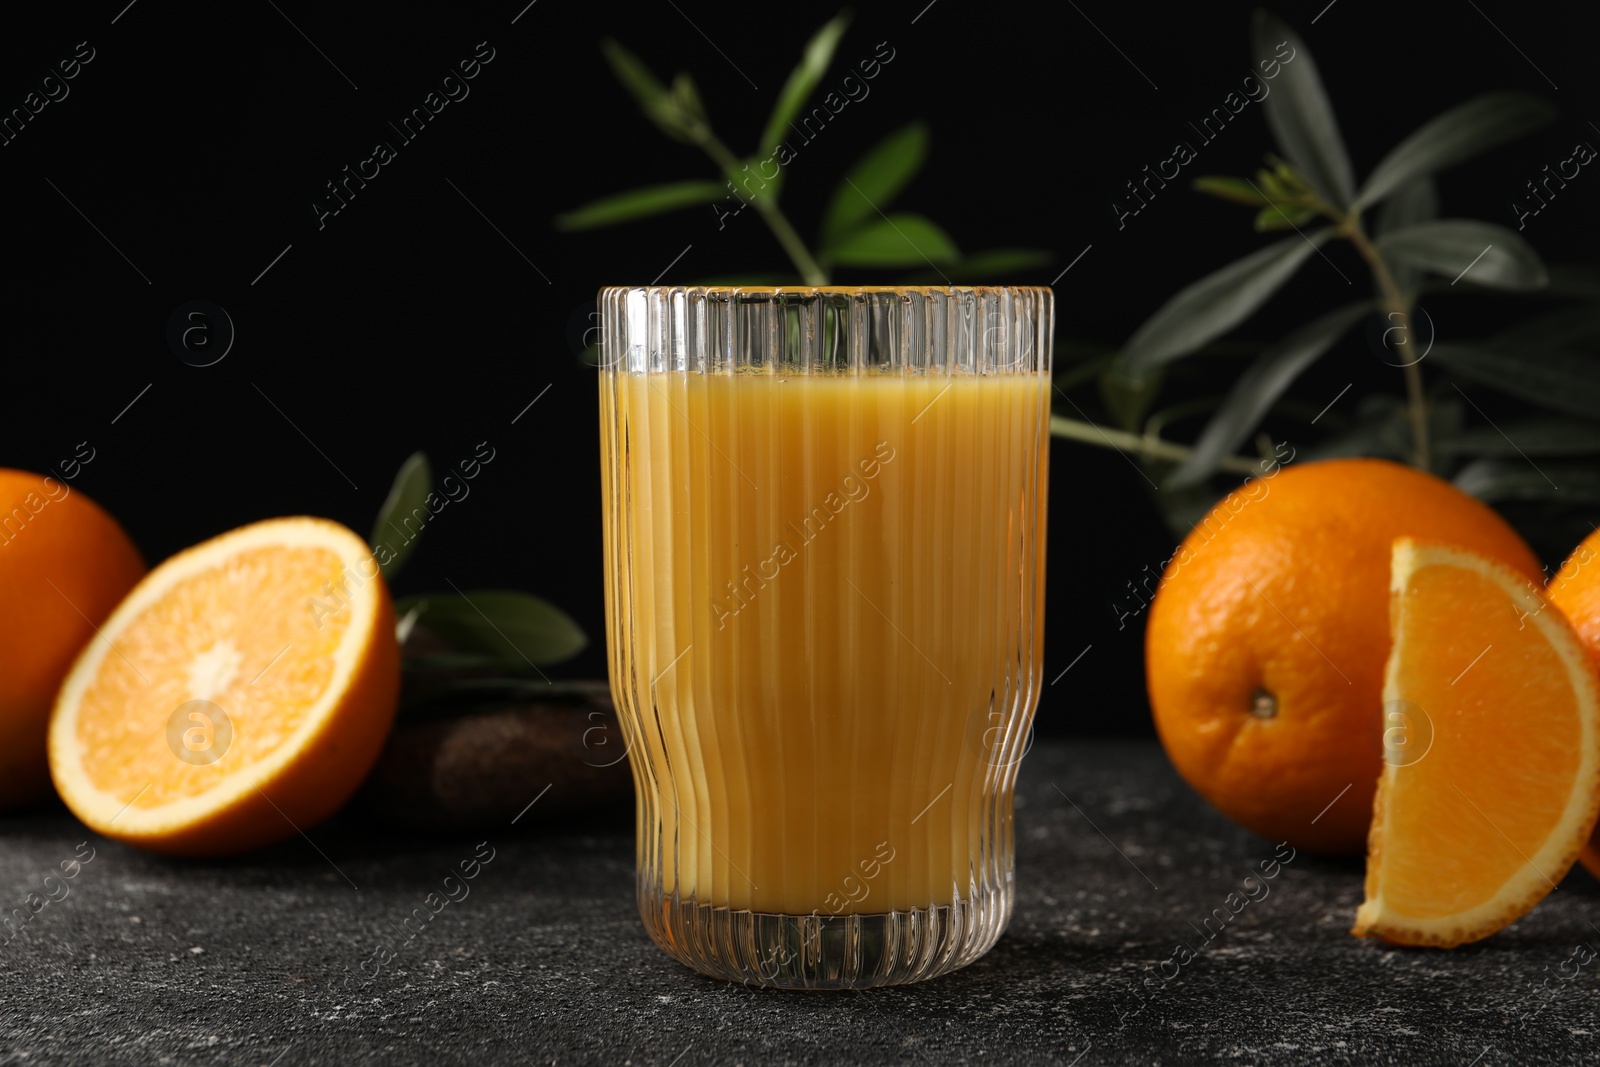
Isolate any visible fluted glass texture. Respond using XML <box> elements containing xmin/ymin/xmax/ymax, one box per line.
<box><xmin>599</xmin><ymin>286</ymin><xmax>1052</xmax><ymax>988</ymax></box>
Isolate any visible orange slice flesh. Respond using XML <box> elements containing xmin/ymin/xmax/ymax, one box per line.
<box><xmin>1353</xmin><ymin>538</ymin><xmax>1600</xmax><ymax>946</ymax></box>
<box><xmin>1545</xmin><ymin>530</ymin><xmax>1600</xmax><ymax>882</ymax></box>
<box><xmin>49</xmin><ymin>517</ymin><xmax>399</xmax><ymax>855</ymax></box>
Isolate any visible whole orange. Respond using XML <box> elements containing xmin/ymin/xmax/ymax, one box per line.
<box><xmin>1145</xmin><ymin>457</ymin><xmax>1540</xmax><ymax>854</ymax></box>
<box><xmin>0</xmin><ymin>468</ymin><xmax>145</xmax><ymax>807</ymax></box>
<box><xmin>1546</xmin><ymin>528</ymin><xmax>1600</xmax><ymax>881</ymax></box>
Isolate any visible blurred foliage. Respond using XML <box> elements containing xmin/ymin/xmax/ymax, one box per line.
<box><xmin>563</xmin><ymin>7</ymin><xmax>1600</xmax><ymax>563</ymax></box>
<box><xmin>557</xmin><ymin>11</ymin><xmax>1049</xmax><ymax>291</ymax></box>
<box><xmin>1062</xmin><ymin>10</ymin><xmax>1595</xmax><ymax>561</ymax></box>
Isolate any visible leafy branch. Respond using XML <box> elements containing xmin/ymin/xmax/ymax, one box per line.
<box><xmin>559</xmin><ymin>13</ymin><xmax>1265</xmax><ymax>469</ymax></box>
<box><xmin>557</xmin><ymin>13</ymin><xmax>1046</xmax><ymax>288</ymax></box>
<box><xmin>1107</xmin><ymin>10</ymin><xmax>1558</xmax><ymax>490</ymax></box>
<box><xmin>558</xmin><ymin>6</ymin><xmax>1600</xmax><ymax>550</ymax></box>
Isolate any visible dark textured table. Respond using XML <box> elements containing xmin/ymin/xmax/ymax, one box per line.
<box><xmin>2</xmin><ymin>739</ymin><xmax>1596</xmax><ymax>1065</ymax></box>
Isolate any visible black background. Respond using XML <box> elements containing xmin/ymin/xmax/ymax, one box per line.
<box><xmin>4</xmin><ymin>0</ymin><xmax>1596</xmax><ymax>737</ymax></box>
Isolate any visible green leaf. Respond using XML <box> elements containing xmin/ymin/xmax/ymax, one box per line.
<box><xmin>758</xmin><ymin>11</ymin><xmax>851</xmax><ymax>157</ymax></box>
<box><xmin>1098</xmin><ymin>365</ymin><xmax>1165</xmax><ymax>433</ymax></box>
<box><xmin>601</xmin><ymin>39</ymin><xmax>665</xmax><ymax>108</ymax></box>
<box><xmin>1439</xmin><ymin>419</ymin><xmax>1600</xmax><ymax>458</ymax></box>
<box><xmin>1267</xmin><ymin>154</ymin><xmax>1317</xmax><ymax>196</ymax></box>
<box><xmin>1431</xmin><ymin>345</ymin><xmax>1600</xmax><ymax>419</ymax></box>
<box><xmin>671</xmin><ymin>72</ymin><xmax>708</xmax><ymax>126</ymax></box>
<box><xmin>554</xmin><ymin>180</ymin><xmax>727</xmax><ymax>230</ymax></box>
<box><xmin>1454</xmin><ymin>459</ymin><xmax>1600</xmax><ymax>504</ymax></box>
<box><xmin>902</xmin><ymin>248</ymin><xmax>1052</xmax><ymax>283</ymax></box>
<box><xmin>371</xmin><ymin>452</ymin><xmax>431</xmax><ymax>580</ymax></box>
<box><xmin>601</xmin><ymin>39</ymin><xmax>672</xmax><ymax>127</ymax></box>
<box><xmin>1252</xmin><ymin>167</ymin><xmax>1296</xmax><ymax>202</ymax></box>
<box><xmin>1357</xmin><ymin>92</ymin><xmax>1555</xmax><ymax>209</ymax></box>
<box><xmin>1373</xmin><ymin>176</ymin><xmax>1437</xmax><ymax>237</ymax></box>
<box><xmin>1372</xmin><ymin>177</ymin><xmax>1438</xmax><ymax>297</ymax></box>
<box><xmin>828</xmin><ymin>214</ymin><xmax>958</xmax><ymax>267</ymax></box>
<box><xmin>1378</xmin><ymin>220</ymin><xmax>1548</xmax><ymax>290</ymax></box>
<box><xmin>1193</xmin><ymin>176</ymin><xmax>1272</xmax><ymax>206</ymax></box>
<box><xmin>1168</xmin><ymin>301</ymin><xmax>1371</xmax><ymax>488</ymax></box>
<box><xmin>601</xmin><ymin>39</ymin><xmax>701</xmax><ymax>143</ymax></box>
<box><xmin>1253</xmin><ymin>204</ymin><xmax>1316</xmax><ymax>231</ymax></box>
<box><xmin>1116</xmin><ymin>230</ymin><xmax>1335</xmax><ymax>371</ymax></box>
<box><xmin>1251</xmin><ymin>10</ymin><xmax>1354</xmax><ymax>209</ymax></box>
<box><xmin>820</xmin><ymin>123</ymin><xmax>928</xmax><ymax>251</ymax></box>
<box><xmin>397</xmin><ymin>590</ymin><xmax>588</xmax><ymax>667</ymax></box>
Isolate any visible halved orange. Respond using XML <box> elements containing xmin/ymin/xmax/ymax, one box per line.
<box><xmin>49</xmin><ymin>517</ymin><xmax>399</xmax><ymax>855</ymax></box>
<box><xmin>1352</xmin><ymin>538</ymin><xmax>1600</xmax><ymax>947</ymax></box>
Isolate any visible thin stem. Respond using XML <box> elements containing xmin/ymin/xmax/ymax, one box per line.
<box><xmin>758</xmin><ymin>206</ymin><xmax>830</xmax><ymax>287</ymax></box>
<box><xmin>1346</xmin><ymin>220</ymin><xmax>1430</xmax><ymax>470</ymax></box>
<box><xmin>701</xmin><ymin>135</ymin><xmax>829</xmax><ymax>286</ymax></box>
<box><xmin>1050</xmin><ymin>415</ymin><xmax>1261</xmax><ymax>475</ymax></box>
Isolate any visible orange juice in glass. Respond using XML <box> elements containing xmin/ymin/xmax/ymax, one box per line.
<box><xmin>599</xmin><ymin>286</ymin><xmax>1052</xmax><ymax>988</ymax></box>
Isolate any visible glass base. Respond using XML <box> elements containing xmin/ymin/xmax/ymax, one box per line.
<box><xmin>639</xmin><ymin>880</ymin><xmax>1013</xmax><ymax>989</ymax></box>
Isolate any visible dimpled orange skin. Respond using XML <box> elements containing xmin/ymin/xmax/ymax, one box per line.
<box><xmin>0</xmin><ymin>469</ymin><xmax>145</xmax><ymax>808</ymax></box>
<box><xmin>1546</xmin><ymin>528</ymin><xmax>1600</xmax><ymax>880</ymax></box>
<box><xmin>1145</xmin><ymin>458</ymin><xmax>1542</xmax><ymax>854</ymax></box>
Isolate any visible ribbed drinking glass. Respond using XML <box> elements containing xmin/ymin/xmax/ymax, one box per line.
<box><xmin>599</xmin><ymin>285</ymin><xmax>1052</xmax><ymax>988</ymax></box>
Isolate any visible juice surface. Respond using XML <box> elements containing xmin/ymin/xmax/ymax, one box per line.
<box><xmin>601</xmin><ymin>371</ymin><xmax>1049</xmax><ymax>914</ymax></box>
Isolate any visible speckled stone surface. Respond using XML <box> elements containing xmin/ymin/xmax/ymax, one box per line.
<box><xmin>2</xmin><ymin>740</ymin><xmax>1596</xmax><ymax>1065</ymax></box>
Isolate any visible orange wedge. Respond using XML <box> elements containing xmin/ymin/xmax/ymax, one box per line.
<box><xmin>1352</xmin><ymin>539</ymin><xmax>1600</xmax><ymax>947</ymax></box>
<box><xmin>48</xmin><ymin>517</ymin><xmax>399</xmax><ymax>855</ymax></box>
<box><xmin>1545</xmin><ymin>527</ymin><xmax>1600</xmax><ymax>881</ymax></box>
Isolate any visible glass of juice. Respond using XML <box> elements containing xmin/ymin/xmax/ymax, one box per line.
<box><xmin>599</xmin><ymin>285</ymin><xmax>1052</xmax><ymax>988</ymax></box>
